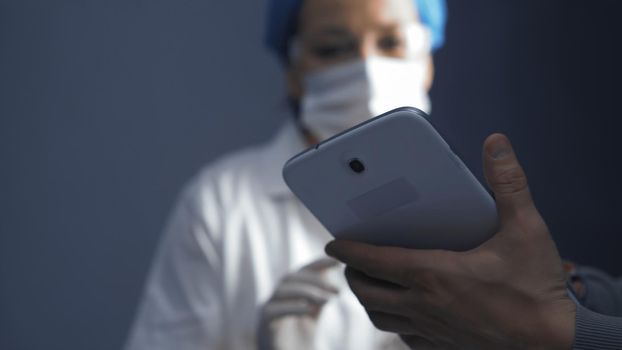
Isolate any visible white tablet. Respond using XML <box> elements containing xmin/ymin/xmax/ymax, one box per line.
<box><xmin>282</xmin><ymin>107</ymin><xmax>498</xmax><ymax>251</ymax></box>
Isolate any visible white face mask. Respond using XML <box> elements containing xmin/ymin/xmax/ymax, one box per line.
<box><xmin>299</xmin><ymin>25</ymin><xmax>432</xmax><ymax>141</ymax></box>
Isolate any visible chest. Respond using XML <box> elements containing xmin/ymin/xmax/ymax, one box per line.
<box><xmin>219</xmin><ymin>194</ymin><xmax>332</xmax><ymax>311</ymax></box>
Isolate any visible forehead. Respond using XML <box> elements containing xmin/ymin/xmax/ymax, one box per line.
<box><xmin>299</xmin><ymin>0</ymin><xmax>419</xmax><ymax>33</ymax></box>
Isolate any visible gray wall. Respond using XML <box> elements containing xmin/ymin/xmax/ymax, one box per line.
<box><xmin>2</xmin><ymin>1</ymin><xmax>621</xmax><ymax>350</ymax></box>
<box><xmin>1</xmin><ymin>1</ymin><xmax>286</xmax><ymax>349</ymax></box>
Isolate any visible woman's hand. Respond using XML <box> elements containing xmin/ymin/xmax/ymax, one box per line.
<box><xmin>257</xmin><ymin>258</ymin><xmax>340</xmax><ymax>350</ymax></box>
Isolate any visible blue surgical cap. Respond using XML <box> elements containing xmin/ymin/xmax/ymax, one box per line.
<box><xmin>265</xmin><ymin>0</ymin><xmax>447</xmax><ymax>63</ymax></box>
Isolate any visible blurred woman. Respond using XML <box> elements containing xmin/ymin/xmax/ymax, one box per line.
<box><xmin>125</xmin><ymin>0</ymin><xmax>446</xmax><ymax>349</ymax></box>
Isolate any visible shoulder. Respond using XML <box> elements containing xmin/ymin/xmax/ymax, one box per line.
<box><xmin>157</xmin><ymin>143</ymin><xmax>271</xmax><ymax>255</ymax></box>
<box><xmin>167</xmin><ymin>121</ymin><xmax>303</xmax><ymax>239</ymax></box>
<box><xmin>180</xmin><ymin>143</ymin><xmax>270</xmax><ymax>215</ymax></box>
<box><xmin>179</xmin><ymin>121</ymin><xmax>303</xmax><ymax>213</ymax></box>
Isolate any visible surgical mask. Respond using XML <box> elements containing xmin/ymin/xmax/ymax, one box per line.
<box><xmin>299</xmin><ymin>25</ymin><xmax>432</xmax><ymax>141</ymax></box>
<box><xmin>301</xmin><ymin>57</ymin><xmax>430</xmax><ymax>140</ymax></box>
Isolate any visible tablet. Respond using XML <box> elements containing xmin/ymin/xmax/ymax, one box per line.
<box><xmin>282</xmin><ymin>107</ymin><xmax>498</xmax><ymax>251</ymax></box>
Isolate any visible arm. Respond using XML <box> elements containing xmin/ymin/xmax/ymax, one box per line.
<box><xmin>574</xmin><ymin>304</ymin><xmax>622</xmax><ymax>350</ymax></box>
<box><xmin>570</xmin><ymin>266</ymin><xmax>622</xmax><ymax>349</ymax></box>
<box><xmin>124</xmin><ymin>184</ymin><xmax>224</xmax><ymax>350</ymax></box>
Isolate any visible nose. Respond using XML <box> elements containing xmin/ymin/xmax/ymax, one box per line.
<box><xmin>357</xmin><ymin>35</ymin><xmax>378</xmax><ymax>59</ymax></box>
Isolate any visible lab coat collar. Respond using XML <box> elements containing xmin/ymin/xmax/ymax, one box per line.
<box><xmin>259</xmin><ymin>120</ymin><xmax>308</xmax><ymax>198</ymax></box>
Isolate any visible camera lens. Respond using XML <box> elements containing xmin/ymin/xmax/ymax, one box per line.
<box><xmin>349</xmin><ymin>159</ymin><xmax>366</xmax><ymax>174</ymax></box>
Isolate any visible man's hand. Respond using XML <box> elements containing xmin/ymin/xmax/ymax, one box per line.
<box><xmin>325</xmin><ymin>134</ymin><xmax>577</xmax><ymax>350</ymax></box>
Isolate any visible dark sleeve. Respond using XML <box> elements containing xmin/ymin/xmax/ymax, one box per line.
<box><xmin>576</xmin><ymin>266</ymin><xmax>622</xmax><ymax>317</ymax></box>
<box><xmin>573</xmin><ymin>304</ymin><xmax>622</xmax><ymax>350</ymax></box>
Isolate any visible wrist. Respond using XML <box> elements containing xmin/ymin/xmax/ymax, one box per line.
<box><xmin>538</xmin><ymin>297</ymin><xmax>577</xmax><ymax>350</ymax></box>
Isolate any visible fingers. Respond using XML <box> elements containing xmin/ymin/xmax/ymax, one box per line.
<box><xmin>283</xmin><ymin>270</ymin><xmax>339</xmax><ymax>294</ymax></box>
<box><xmin>344</xmin><ymin>266</ymin><xmax>406</xmax><ymax>314</ymax></box>
<box><xmin>482</xmin><ymin>133</ymin><xmax>534</xmax><ymax>221</ymax></box>
<box><xmin>270</xmin><ymin>264</ymin><xmax>340</xmax><ymax>307</ymax></box>
<box><xmin>400</xmin><ymin>335</ymin><xmax>439</xmax><ymax>349</ymax></box>
<box><xmin>261</xmin><ymin>299</ymin><xmax>318</xmax><ymax>321</ymax></box>
<box><xmin>301</xmin><ymin>257</ymin><xmax>339</xmax><ymax>271</ymax></box>
<box><xmin>326</xmin><ymin>240</ymin><xmax>447</xmax><ymax>287</ymax></box>
<box><xmin>263</xmin><ymin>272</ymin><xmax>339</xmax><ymax>323</ymax></box>
<box><xmin>262</xmin><ymin>258</ymin><xmax>341</xmax><ymax>324</ymax></box>
<box><xmin>367</xmin><ymin>311</ymin><xmax>416</xmax><ymax>334</ymax></box>
<box><xmin>272</xmin><ymin>281</ymin><xmax>337</xmax><ymax>304</ymax></box>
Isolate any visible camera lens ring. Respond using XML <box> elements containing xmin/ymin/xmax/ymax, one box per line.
<box><xmin>348</xmin><ymin>158</ymin><xmax>366</xmax><ymax>174</ymax></box>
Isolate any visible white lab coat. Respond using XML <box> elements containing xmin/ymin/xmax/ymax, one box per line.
<box><xmin>125</xmin><ymin>121</ymin><xmax>408</xmax><ymax>350</ymax></box>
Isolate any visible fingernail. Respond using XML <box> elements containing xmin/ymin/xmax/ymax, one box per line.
<box><xmin>489</xmin><ymin>139</ymin><xmax>511</xmax><ymax>160</ymax></box>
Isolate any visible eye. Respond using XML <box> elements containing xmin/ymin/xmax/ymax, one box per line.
<box><xmin>377</xmin><ymin>35</ymin><xmax>403</xmax><ymax>52</ymax></box>
<box><xmin>310</xmin><ymin>41</ymin><xmax>357</xmax><ymax>60</ymax></box>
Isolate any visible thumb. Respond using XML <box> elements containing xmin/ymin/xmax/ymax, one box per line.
<box><xmin>482</xmin><ymin>134</ymin><xmax>534</xmax><ymax>222</ymax></box>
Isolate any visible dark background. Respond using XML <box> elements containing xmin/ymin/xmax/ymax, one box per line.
<box><xmin>1</xmin><ymin>1</ymin><xmax>621</xmax><ymax>349</ymax></box>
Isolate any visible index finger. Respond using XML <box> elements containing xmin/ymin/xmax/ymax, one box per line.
<box><xmin>302</xmin><ymin>257</ymin><xmax>339</xmax><ymax>272</ymax></box>
<box><xmin>325</xmin><ymin>239</ymin><xmax>442</xmax><ymax>287</ymax></box>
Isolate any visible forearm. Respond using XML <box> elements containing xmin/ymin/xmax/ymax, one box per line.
<box><xmin>573</xmin><ymin>304</ymin><xmax>622</xmax><ymax>350</ymax></box>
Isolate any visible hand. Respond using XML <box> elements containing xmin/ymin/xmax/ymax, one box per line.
<box><xmin>257</xmin><ymin>258</ymin><xmax>340</xmax><ymax>350</ymax></box>
<box><xmin>325</xmin><ymin>134</ymin><xmax>577</xmax><ymax>350</ymax></box>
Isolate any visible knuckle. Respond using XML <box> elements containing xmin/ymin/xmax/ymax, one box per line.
<box><xmin>349</xmin><ymin>281</ymin><xmax>368</xmax><ymax>301</ymax></box>
<box><xmin>360</xmin><ymin>294</ymin><xmax>380</xmax><ymax>310</ymax></box>
<box><xmin>491</xmin><ymin>165</ymin><xmax>528</xmax><ymax>195</ymax></box>
<box><xmin>408</xmin><ymin>268</ymin><xmax>439</xmax><ymax>294</ymax></box>
<box><xmin>349</xmin><ymin>285</ymin><xmax>378</xmax><ymax>309</ymax></box>
<box><xmin>368</xmin><ymin>312</ymin><xmax>392</xmax><ymax>331</ymax></box>
<box><xmin>403</xmin><ymin>255</ymin><xmax>446</xmax><ymax>288</ymax></box>
<box><xmin>400</xmin><ymin>268</ymin><xmax>424</xmax><ymax>288</ymax></box>
<box><xmin>344</xmin><ymin>269</ymin><xmax>366</xmax><ymax>295</ymax></box>
<box><xmin>418</xmin><ymin>290</ymin><xmax>442</xmax><ymax>310</ymax></box>
<box><xmin>419</xmin><ymin>269</ymin><xmax>439</xmax><ymax>288</ymax></box>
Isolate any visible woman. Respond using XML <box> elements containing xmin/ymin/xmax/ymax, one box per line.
<box><xmin>125</xmin><ymin>0</ymin><xmax>446</xmax><ymax>349</ymax></box>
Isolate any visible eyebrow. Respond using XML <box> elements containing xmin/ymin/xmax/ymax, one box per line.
<box><xmin>306</xmin><ymin>26</ymin><xmax>353</xmax><ymax>39</ymax></box>
<box><xmin>307</xmin><ymin>22</ymin><xmax>407</xmax><ymax>38</ymax></box>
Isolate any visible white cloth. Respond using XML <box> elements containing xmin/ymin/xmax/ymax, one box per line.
<box><xmin>125</xmin><ymin>121</ymin><xmax>407</xmax><ymax>350</ymax></box>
